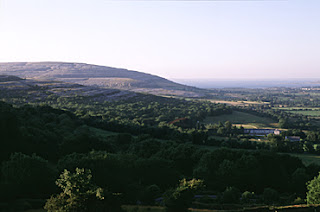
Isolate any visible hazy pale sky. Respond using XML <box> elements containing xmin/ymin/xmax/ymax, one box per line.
<box><xmin>0</xmin><ymin>0</ymin><xmax>319</xmax><ymax>79</ymax></box>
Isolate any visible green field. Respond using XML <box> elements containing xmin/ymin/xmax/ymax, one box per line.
<box><xmin>208</xmin><ymin>99</ymin><xmax>269</xmax><ymax>106</ymax></box>
<box><xmin>274</xmin><ymin>107</ymin><xmax>318</xmax><ymax>110</ymax></box>
<box><xmin>273</xmin><ymin>107</ymin><xmax>320</xmax><ymax>117</ymax></box>
<box><xmin>286</xmin><ymin>110</ymin><xmax>320</xmax><ymax>117</ymax></box>
<box><xmin>89</xmin><ymin>127</ymin><xmax>118</xmax><ymax>141</ymax></box>
<box><xmin>288</xmin><ymin>153</ymin><xmax>320</xmax><ymax>166</ymax></box>
<box><xmin>203</xmin><ymin>111</ymin><xmax>278</xmax><ymax>129</ymax></box>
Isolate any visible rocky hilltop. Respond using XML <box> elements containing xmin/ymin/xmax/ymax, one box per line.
<box><xmin>0</xmin><ymin>62</ymin><xmax>207</xmax><ymax>97</ymax></box>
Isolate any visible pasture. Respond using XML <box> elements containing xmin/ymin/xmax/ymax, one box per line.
<box><xmin>89</xmin><ymin>127</ymin><xmax>118</xmax><ymax>141</ymax></box>
<box><xmin>286</xmin><ymin>110</ymin><xmax>320</xmax><ymax>117</ymax></box>
<box><xmin>288</xmin><ymin>153</ymin><xmax>320</xmax><ymax>166</ymax></box>
<box><xmin>273</xmin><ymin>107</ymin><xmax>320</xmax><ymax>117</ymax></box>
<box><xmin>208</xmin><ymin>99</ymin><xmax>269</xmax><ymax>107</ymax></box>
<box><xmin>203</xmin><ymin>111</ymin><xmax>278</xmax><ymax>129</ymax></box>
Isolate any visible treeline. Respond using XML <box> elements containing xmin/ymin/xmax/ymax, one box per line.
<box><xmin>2</xmin><ymin>91</ymin><xmax>233</xmax><ymax>135</ymax></box>
<box><xmin>58</xmin><ymin>95</ymin><xmax>232</xmax><ymax>128</ymax></box>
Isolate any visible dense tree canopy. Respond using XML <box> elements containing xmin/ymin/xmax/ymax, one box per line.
<box><xmin>0</xmin><ymin>99</ymin><xmax>319</xmax><ymax>210</ymax></box>
<box><xmin>306</xmin><ymin>172</ymin><xmax>320</xmax><ymax>204</ymax></box>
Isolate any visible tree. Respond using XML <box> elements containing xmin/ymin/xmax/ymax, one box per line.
<box><xmin>263</xmin><ymin>188</ymin><xmax>279</xmax><ymax>204</ymax></box>
<box><xmin>278</xmin><ymin>118</ymin><xmax>289</xmax><ymax>128</ymax></box>
<box><xmin>306</xmin><ymin>172</ymin><xmax>320</xmax><ymax>204</ymax></box>
<box><xmin>1</xmin><ymin>152</ymin><xmax>56</xmax><ymax>198</ymax></box>
<box><xmin>241</xmin><ymin>191</ymin><xmax>255</xmax><ymax>203</ymax></box>
<box><xmin>44</xmin><ymin>168</ymin><xmax>121</xmax><ymax>212</ymax></box>
<box><xmin>224</xmin><ymin>121</ymin><xmax>232</xmax><ymax>134</ymax></box>
<box><xmin>291</xmin><ymin>168</ymin><xmax>309</xmax><ymax>194</ymax></box>
<box><xmin>140</xmin><ymin>184</ymin><xmax>161</xmax><ymax>205</ymax></box>
<box><xmin>163</xmin><ymin>179</ymin><xmax>203</xmax><ymax>212</ymax></box>
<box><xmin>221</xmin><ymin>187</ymin><xmax>240</xmax><ymax>204</ymax></box>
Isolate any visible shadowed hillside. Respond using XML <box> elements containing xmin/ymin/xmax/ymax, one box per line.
<box><xmin>0</xmin><ymin>75</ymin><xmax>139</xmax><ymax>103</ymax></box>
<box><xmin>0</xmin><ymin>62</ymin><xmax>207</xmax><ymax>97</ymax></box>
<box><xmin>0</xmin><ymin>75</ymin><xmax>24</xmax><ymax>82</ymax></box>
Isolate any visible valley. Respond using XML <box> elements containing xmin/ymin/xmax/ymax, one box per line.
<box><xmin>1</xmin><ymin>63</ymin><xmax>320</xmax><ymax>212</ymax></box>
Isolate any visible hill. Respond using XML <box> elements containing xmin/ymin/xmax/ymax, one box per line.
<box><xmin>0</xmin><ymin>75</ymin><xmax>139</xmax><ymax>104</ymax></box>
<box><xmin>0</xmin><ymin>75</ymin><xmax>24</xmax><ymax>82</ymax></box>
<box><xmin>0</xmin><ymin>62</ymin><xmax>207</xmax><ymax>97</ymax></box>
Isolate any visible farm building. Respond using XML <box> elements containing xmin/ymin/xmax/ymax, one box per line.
<box><xmin>285</xmin><ymin>136</ymin><xmax>301</xmax><ymax>142</ymax></box>
<box><xmin>244</xmin><ymin>129</ymin><xmax>281</xmax><ymax>136</ymax></box>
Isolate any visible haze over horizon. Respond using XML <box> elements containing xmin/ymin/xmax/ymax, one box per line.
<box><xmin>0</xmin><ymin>0</ymin><xmax>319</xmax><ymax>80</ymax></box>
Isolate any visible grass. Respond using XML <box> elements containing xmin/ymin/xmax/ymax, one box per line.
<box><xmin>249</xmin><ymin>137</ymin><xmax>271</xmax><ymax>143</ymax></box>
<box><xmin>203</xmin><ymin>111</ymin><xmax>278</xmax><ymax>129</ymax></box>
<box><xmin>89</xmin><ymin>127</ymin><xmax>118</xmax><ymax>141</ymax></box>
<box><xmin>273</xmin><ymin>107</ymin><xmax>318</xmax><ymax>110</ymax></box>
<box><xmin>287</xmin><ymin>153</ymin><xmax>320</xmax><ymax>166</ymax></box>
<box><xmin>208</xmin><ymin>100</ymin><xmax>269</xmax><ymax>106</ymax></box>
<box><xmin>272</xmin><ymin>107</ymin><xmax>320</xmax><ymax>117</ymax></box>
<box><xmin>286</xmin><ymin>110</ymin><xmax>320</xmax><ymax>117</ymax></box>
<box><xmin>208</xmin><ymin>135</ymin><xmax>228</xmax><ymax>141</ymax></box>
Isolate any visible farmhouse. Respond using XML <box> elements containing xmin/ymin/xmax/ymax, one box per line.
<box><xmin>274</xmin><ymin>129</ymin><xmax>281</xmax><ymax>135</ymax></box>
<box><xmin>244</xmin><ymin>129</ymin><xmax>281</xmax><ymax>136</ymax></box>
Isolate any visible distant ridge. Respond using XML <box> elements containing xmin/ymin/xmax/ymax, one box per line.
<box><xmin>0</xmin><ymin>62</ymin><xmax>207</xmax><ymax>97</ymax></box>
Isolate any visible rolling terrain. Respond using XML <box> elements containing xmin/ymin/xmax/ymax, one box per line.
<box><xmin>0</xmin><ymin>75</ymin><xmax>139</xmax><ymax>104</ymax></box>
<box><xmin>0</xmin><ymin>62</ymin><xmax>207</xmax><ymax>97</ymax></box>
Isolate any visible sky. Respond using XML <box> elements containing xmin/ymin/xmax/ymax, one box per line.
<box><xmin>0</xmin><ymin>0</ymin><xmax>319</xmax><ymax>80</ymax></box>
